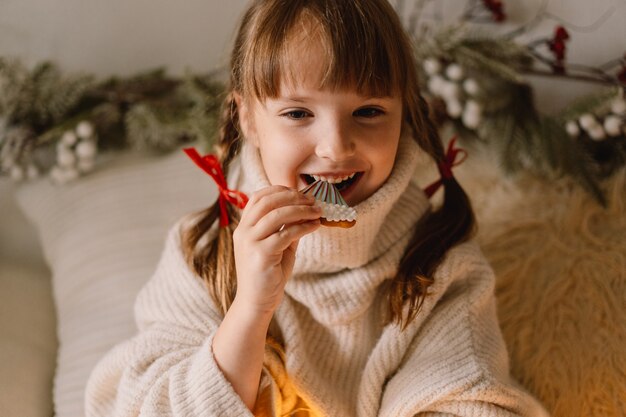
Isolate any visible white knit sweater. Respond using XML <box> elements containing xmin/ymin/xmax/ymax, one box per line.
<box><xmin>85</xmin><ymin>133</ymin><xmax>549</xmax><ymax>416</ymax></box>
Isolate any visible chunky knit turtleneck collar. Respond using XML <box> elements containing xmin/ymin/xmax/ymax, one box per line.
<box><xmin>233</xmin><ymin>130</ymin><xmax>431</xmax><ymax>324</ymax></box>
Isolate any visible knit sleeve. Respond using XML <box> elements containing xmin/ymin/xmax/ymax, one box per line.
<box><xmin>378</xmin><ymin>242</ymin><xmax>550</xmax><ymax>417</ymax></box>
<box><xmin>84</xmin><ymin>218</ymin><xmax>254</xmax><ymax>417</ymax></box>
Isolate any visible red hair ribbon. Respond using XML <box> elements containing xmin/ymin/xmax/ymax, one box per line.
<box><xmin>423</xmin><ymin>136</ymin><xmax>468</xmax><ymax>198</ymax></box>
<box><xmin>183</xmin><ymin>148</ymin><xmax>248</xmax><ymax>227</ymax></box>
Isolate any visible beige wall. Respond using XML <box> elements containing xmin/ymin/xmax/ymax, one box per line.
<box><xmin>1</xmin><ymin>0</ymin><xmax>625</xmax><ymax>263</ymax></box>
<box><xmin>1</xmin><ymin>0</ymin><xmax>624</xmax><ymax>106</ymax></box>
<box><xmin>0</xmin><ymin>0</ymin><xmax>250</xmax><ymax>77</ymax></box>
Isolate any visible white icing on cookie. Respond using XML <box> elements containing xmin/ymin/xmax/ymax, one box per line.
<box><xmin>315</xmin><ymin>200</ymin><xmax>357</xmax><ymax>222</ymax></box>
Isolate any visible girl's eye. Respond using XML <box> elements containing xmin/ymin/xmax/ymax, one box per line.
<box><xmin>354</xmin><ymin>107</ymin><xmax>384</xmax><ymax>118</ymax></box>
<box><xmin>282</xmin><ymin>110</ymin><xmax>311</xmax><ymax>120</ymax></box>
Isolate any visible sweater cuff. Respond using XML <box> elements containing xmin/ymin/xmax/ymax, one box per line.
<box><xmin>186</xmin><ymin>331</ymin><xmax>254</xmax><ymax>416</ymax></box>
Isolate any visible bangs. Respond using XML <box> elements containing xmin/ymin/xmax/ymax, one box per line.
<box><xmin>240</xmin><ymin>1</ymin><xmax>410</xmax><ymax>100</ymax></box>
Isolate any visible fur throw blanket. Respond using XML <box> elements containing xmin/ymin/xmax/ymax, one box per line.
<box><xmin>443</xmin><ymin>145</ymin><xmax>626</xmax><ymax>417</ymax></box>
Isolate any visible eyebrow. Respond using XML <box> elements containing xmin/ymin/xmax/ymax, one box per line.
<box><xmin>274</xmin><ymin>96</ymin><xmax>309</xmax><ymax>103</ymax></box>
<box><xmin>274</xmin><ymin>95</ymin><xmax>395</xmax><ymax>104</ymax></box>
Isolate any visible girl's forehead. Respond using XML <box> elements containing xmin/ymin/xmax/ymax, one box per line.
<box><xmin>280</xmin><ymin>26</ymin><xmax>331</xmax><ymax>92</ymax></box>
<box><xmin>276</xmin><ymin>49</ymin><xmax>398</xmax><ymax>99</ymax></box>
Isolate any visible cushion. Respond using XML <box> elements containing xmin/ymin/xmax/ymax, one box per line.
<box><xmin>0</xmin><ymin>260</ymin><xmax>56</xmax><ymax>417</ymax></box>
<box><xmin>15</xmin><ymin>149</ymin><xmax>217</xmax><ymax>417</ymax></box>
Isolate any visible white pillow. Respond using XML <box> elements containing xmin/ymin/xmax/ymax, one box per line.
<box><xmin>0</xmin><ymin>260</ymin><xmax>56</xmax><ymax>417</ymax></box>
<box><xmin>15</xmin><ymin>149</ymin><xmax>217</xmax><ymax>417</ymax></box>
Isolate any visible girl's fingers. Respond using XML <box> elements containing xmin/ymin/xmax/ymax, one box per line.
<box><xmin>262</xmin><ymin>219</ymin><xmax>321</xmax><ymax>253</ymax></box>
<box><xmin>252</xmin><ymin>204</ymin><xmax>322</xmax><ymax>241</ymax></box>
<box><xmin>241</xmin><ymin>186</ymin><xmax>315</xmax><ymax>227</ymax></box>
<box><xmin>244</xmin><ymin>185</ymin><xmax>291</xmax><ymax>204</ymax></box>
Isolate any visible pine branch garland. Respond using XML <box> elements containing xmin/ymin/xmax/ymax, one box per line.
<box><xmin>0</xmin><ymin>58</ymin><xmax>94</xmax><ymax>128</ymax></box>
<box><xmin>416</xmin><ymin>26</ymin><xmax>532</xmax><ymax>83</ymax></box>
<box><xmin>0</xmin><ymin>58</ymin><xmax>226</xmax><ymax>182</ymax></box>
<box><xmin>453</xmin><ymin>44</ymin><xmax>528</xmax><ymax>84</ymax></box>
<box><xmin>538</xmin><ymin>117</ymin><xmax>607</xmax><ymax>204</ymax></box>
<box><xmin>558</xmin><ymin>88</ymin><xmax>619</xmax><ymax>123</ymax></box>
<box><xmin>124</xmin><ymin>103</ymin><xmax>189</xmax><ymax>152</ymax></box>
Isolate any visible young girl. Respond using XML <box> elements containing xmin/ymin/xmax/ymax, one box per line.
<box><xmin>86</xmin><ymin>0</ymin><xmax>549</xmax><ymax>416</ymax></box>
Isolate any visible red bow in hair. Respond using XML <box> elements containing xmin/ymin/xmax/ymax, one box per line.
<box><xmin>482</xmin><ymin>0</ymin><xmax>506</xmax><ymax>22</ymax></box>
<box><xmin>423</xmin><ymin>136</ymin><xmax>468</xmax><ymax>198</ymax></box>
<box><xmin>549</xmin><ymin>26</ymin><xmax>570</xmax><ymax>74</ymax></box>
<box><xmin>183</xmin><ymin>148</ymin><xmax>249</xmax><ymax>227</ymax></box>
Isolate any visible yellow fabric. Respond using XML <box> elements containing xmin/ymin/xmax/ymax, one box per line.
<box><xmin>254</xmin><ymin>338</ymin><xmax>318</xmax><ymax>417</ymax></box>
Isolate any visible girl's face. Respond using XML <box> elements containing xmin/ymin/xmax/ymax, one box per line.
<box><xmin>236</xmin><ymin>38</ymin><xmax>403</xmax><ymax>206</ymax></box>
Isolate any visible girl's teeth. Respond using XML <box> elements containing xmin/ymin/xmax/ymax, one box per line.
<box><xmin>311</xmin><ymin>172</ymin><xmax>356</xmax><ymax>184</ymax></box>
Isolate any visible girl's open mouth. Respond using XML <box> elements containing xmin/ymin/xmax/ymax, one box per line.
<box><xmin>301</xmin><ymin>172</ymin><xmax>363</xmax><ymax>196</ymax></box>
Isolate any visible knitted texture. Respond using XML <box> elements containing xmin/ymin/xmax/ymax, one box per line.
<box><xmin>85</xmin><ymin>134</ymin><xmax>549</xmax><ymax>416</ymax></box>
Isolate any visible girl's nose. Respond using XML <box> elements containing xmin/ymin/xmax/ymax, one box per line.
<box><xmin>315</xmin><ymin>125</ymin><xmax>356</xmax><ymax>162</ymax></box>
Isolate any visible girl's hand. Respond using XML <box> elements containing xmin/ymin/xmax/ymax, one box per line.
<box><xmin>233</xmin><ymin>185</ymin><xmax>322</xmax><ymax>315</ymax></box>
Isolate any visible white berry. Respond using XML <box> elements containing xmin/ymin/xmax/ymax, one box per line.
<box><xmin>10</xmin><ymin>165</ymin><xmax>24</xmax><ymax>181</ymax></box>
<box><xmin>423</xmin><ymin>58</ymin><xmax>442</xmax><ymax>75</ymax></box>
<box><xmin>76</xmin><ymin>121</ymin><xmax>95</xmax><ymax>139</ymax></box>
<box><xmin>589</xmin><ymin>125</ymin><xmax>607</xmax><ymax>141</ymax></box>
<box><xmin>603</xmin><ymin>115</ymin><xmax>623</xmax><ymax>136</ymax></box>
<box><xmin>579</xmin><ymin>114</ymin><xmax>597</xmax><ymax>130</ymax></box>
<box><xmin>57</xmin><ymin>147</ymin><xmax>76</xmax><ymax>167</ymax></box>
<box><xmin>440</xmin><ymin>81</ymin><xmax>461</xmax><ymax>100</ymax></box>
<box><xmin>445</xmin><ymin>99</ymin><xmax>463</xmax><ymax>118</ymax></box>
<box><xmin>462</xmin><ymin>108</ymin><xmax>482</xmax><ymax>129</ymax></box>
<box><xmin>565</xmin><ymin>121</ymin><xmax>580</xmax><ymax>137</ymax></box>
<box><xmin>445</xmin><ymin>64</ymin><xmax>464</xmax><ymax>81</ymax></box>
<box><xmin>465</xmin><ymin>100</ymin><xmax>482</xmax><ymax>115</ymax></box>
<box><xmin>427</xmin><ymin>75</ymin><xmax>445</xmax><ymax>95</ymax></box>
<box><xmin>61</xmin><ymin>131</ymin><xmax>78</xmax><ymax>146</ymax></box>
<box><xmin>463</xmin><ymin>78</ymin><xmax>480</xmax><ymax>95</ymax></box>
<box><xmin>76</xmin><ymin>141</ymin><xmax>97</xmax><ymax>159</ymax></box>
<box><xmin>611</xmin><ymin>99</ymin><xmax>626</xmax><ymax>116</ymax></box>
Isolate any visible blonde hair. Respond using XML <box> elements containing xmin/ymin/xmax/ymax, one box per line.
<box><xmin>182</xmin><ymin>0</ymin><xmax>476</xmax><ymax>329</ymax></box>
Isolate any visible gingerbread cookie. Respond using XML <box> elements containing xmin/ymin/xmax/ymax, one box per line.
<box><xmin>300</xmin><ymin>180</ymin><xmax>357</xmax><ymax>228</ymax></box>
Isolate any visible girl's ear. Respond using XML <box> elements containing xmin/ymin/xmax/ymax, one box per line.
<box><xmin>233</xmin><ymin>92</ymin><xmax>259</xmax><ymax>147</ymax></box>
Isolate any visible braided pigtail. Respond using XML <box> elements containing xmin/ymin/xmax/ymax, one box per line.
<box><xmin>388</xmin><ymin>91</ymin><xmax>477</xmax><ymax>329</ymax></box>
<box><xmin>181</xmin><ymin>91</ymin><xmax>243</xmax><ymax>316</ymax></box>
